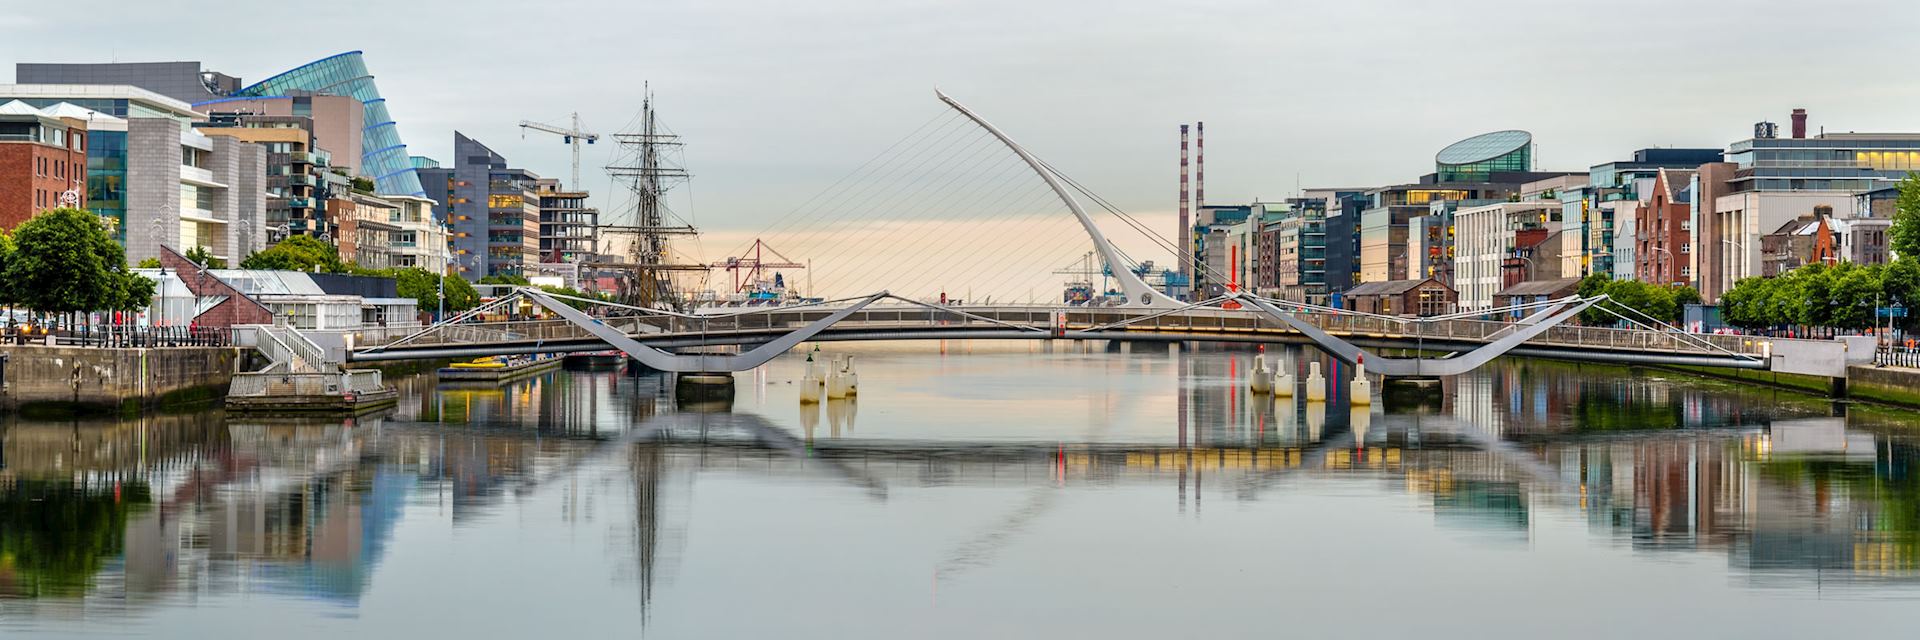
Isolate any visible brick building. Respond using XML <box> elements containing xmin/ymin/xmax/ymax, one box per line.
<box><xmin>0</xmin><ymin>101</ymin><xmax>88</xmax><ymax>227</ymax></box>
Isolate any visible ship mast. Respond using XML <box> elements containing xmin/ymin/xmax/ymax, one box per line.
<box><xmin>603</xmin><ymin>86</ymin><xmax>703</xmax><ymax>309</ymax></box>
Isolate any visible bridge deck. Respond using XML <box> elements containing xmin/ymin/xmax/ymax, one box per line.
<box><xmin>342</xmin><ymin>304</ymin><xmax>1772</xmax><ymax>368</ymax></box>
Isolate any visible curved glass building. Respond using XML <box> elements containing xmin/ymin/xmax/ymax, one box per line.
<box><xmin>229</xmin><ymin>51</ymin><xmax>424</xmax><ymax>196</ymax></box>
<box><xmin>1435</xmin><ymin>130</ymin><xmax>1531</xmax><ymax>182</ymax></box>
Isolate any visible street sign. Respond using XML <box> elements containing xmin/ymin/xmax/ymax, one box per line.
<box><xmin>1877</xmin><ymin>306</ymin><xmax>1907</xmax><ymax>319</ymax></box>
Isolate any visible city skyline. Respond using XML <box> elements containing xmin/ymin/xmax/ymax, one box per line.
<box><xmin>10</xmin><ymin>0</ymin><xmax>1917</xmax><ymax>242</ymax></box>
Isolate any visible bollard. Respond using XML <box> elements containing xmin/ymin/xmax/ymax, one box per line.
<box><xmin>1350</xmin><ymin>354</ymin><xmax>1372</xmax><ymax>406</ymax></box>
<box><xmin>1305</xmin><ymin>361</ymin><xmax>1327</xmax><ymax>402</ymax></box>
<box><xmin>1249</xmin><ymin>352</ymin><xmax>1272</xmax><ymax>393</ymax></box>
<box><xmin>1273</xmin><ymin>357</ymin><xmax>1295</xmax><ymax>398</ymax></box>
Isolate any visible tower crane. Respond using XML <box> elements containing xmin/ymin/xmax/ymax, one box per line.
<box><xmin>519</xmin><ymin>113</ymin><xmax>598</xmax><ymax>188</ymax></box>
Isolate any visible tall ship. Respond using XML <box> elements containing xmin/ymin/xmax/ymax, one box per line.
<box><xmin>598</xmin><ymin>89</ymin><xmax>706</xmax><ymax>310</ymax></box>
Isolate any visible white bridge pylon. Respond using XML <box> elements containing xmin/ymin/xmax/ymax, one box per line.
<box><xmin>936</xmin><ymin>90</ymin><xmax>1180</xmax><ymax>308</ymax></box>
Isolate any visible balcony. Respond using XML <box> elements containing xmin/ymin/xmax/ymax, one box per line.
<box><xmin>286</xmin><ymin>197</ymin><xmax>315</xmax><ymax>209</ymax></box>
<box><xmin>286</xmin><ymin>173</ymin><xmax>317</xmax><ymax>187</ymax></box>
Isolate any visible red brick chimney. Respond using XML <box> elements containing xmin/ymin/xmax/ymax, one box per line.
<box><xmin>1791</xmin><ymin>108</ymin><xmax>1807</xmax><ymax>139</ymax></box>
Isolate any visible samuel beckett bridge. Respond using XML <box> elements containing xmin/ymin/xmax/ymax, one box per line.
<box><xmin>257</xmin><ymin>91</ymin><xmax>1853</xmax><ymax>396</ymax></box>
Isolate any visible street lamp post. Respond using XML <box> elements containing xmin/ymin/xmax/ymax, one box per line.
<box><xmin>1647</xmin><ymin>245</ymin><xmax>1678</xmax><ymax>285</ymax></box>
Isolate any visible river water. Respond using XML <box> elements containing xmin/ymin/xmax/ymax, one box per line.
<box><xmin>5</xmin><ymin>342</ymin><xmax>1920</xmax><ymax>638</ymax></box>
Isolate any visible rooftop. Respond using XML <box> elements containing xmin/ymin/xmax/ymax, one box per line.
<box><xmin>0</xmin><ymin>83</ymin><xmax>202</xmax><ymax>120</ymax></box>
<box><xmin>1437</xmin><ymin>130</ymin><xmax>1531</xmax><ymax>165</ymax></box>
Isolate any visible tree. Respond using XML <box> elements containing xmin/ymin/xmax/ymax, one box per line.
<box><xmin>0</xmin><ymin>230</ymin><xmax>16</xmax><ymax>308</ymax></box>
<box><xmin>1720</xmin><ymin>276</ymin><xmax>1774</xmax><ymax>329</ymax></box>
<box><xmin>1891</xmin><ymin>173</ymin><xmax>1920</xmax><ymax>261</ymax></box>
<box><xmin>3</xmin><ymin>208</ymin><xmax>140</xmax><ymax>316</ymax></box>
<box><xmin>1827</xmin><ymin>262</ymin><xmax>1882</xmax><ymax>330</ymax></box>
<box><xmin>442</xmin><ymin>273</ymin><xmax>479</xmax><ymax>311</ymax></box>
<box><xmin>239</xmin><ymin>235</ymin><xmax>345</xmax><ymax>273</ymax></box>
<box><xmin>183</xmin><ymin>245</ymin><xmax>226</xmax><ymax>269</ymax></box>
<box><xmin>1576</xmin><ymin>274</ymin><xmax>1694</xmax><ymax>325</ymax></box>
<box><xmin>135</xmin><ymin>257</ymin><xmax>161</xmax><ymax>269</ymax></box>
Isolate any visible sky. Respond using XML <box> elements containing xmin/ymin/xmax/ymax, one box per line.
<box><xmin>6</xmin><ymin>0</ymin><xmax>1920</xmax><ymax>297</ymax></box>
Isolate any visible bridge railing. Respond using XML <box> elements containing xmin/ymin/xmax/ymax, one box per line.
<box><xmin>349</xmin><ymin>302</ymin><xmax>1766</xmax><ymax>359</ymax></box>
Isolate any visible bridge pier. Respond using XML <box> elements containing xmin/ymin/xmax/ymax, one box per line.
<box><xmin>1381</xmin><ymin>376</ymin><xmax>1445</xmax><ymax>412</ymax></box>
<box><xmin>674</xmin><ymin>372</ymin><xmax>735</xmax><ymax>408</ymax></box>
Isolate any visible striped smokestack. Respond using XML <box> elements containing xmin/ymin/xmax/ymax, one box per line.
<box><xmin>1195</xmin><ymin>122</ymin><xmax>1205</xmax><ymax>208</ymax></box>
<box><xmin>1179</xmin><ymin>124</ymin><xmax>1191</xmax><ymax>283</ymax></box>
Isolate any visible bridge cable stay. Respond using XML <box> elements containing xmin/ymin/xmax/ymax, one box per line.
<box><xmin>1587</xmin><ymin>296</ymin><xmax>1761</xmax><ymax>361</ymax></box>
<box><xmin>522</xmin><ymin>289</ymin><xmax>893</xmax><ymax>372</ymax></box>
<box><xmin>1230</xmin><ymin>291</ymin><xmax>1601</xmax><ymax>377</ymax></box>
<box><xmin>733</xmin><ymin>107</ymin><xmax>1097</xmax><ymax>302</ymax></box>
<box><xmin>729</xmin><ymin>111</ymin><xmax>1088</xmax><ymax>302</ymax></box>
<box><xmin>935</xmin><ymin>90</ymin><xmax>1175</xmax><ymax>307</ymax></box>
<box><xmin>360</xmin><ymin>291</ymin><xmax>546</xmax><ymax>353</ymax></box>
<box><xmin>713</xmin><ymin>110</ymin><xmax>964</xmax><ymax>259</ymax></box>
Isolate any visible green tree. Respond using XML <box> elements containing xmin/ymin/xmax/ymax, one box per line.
<box><xmin>1890</xmin><ymin>173</ymin><xmax>1920</xmax><ymax>261</ymax></box>
<box><xmin>134</xmin><ymin>257</ymin><xmax>161</xmax><ymax>269</ymax></box>
<box><xmin>1826</xmin><ymin>262</ymin><xmax>1882</xmax><ymax>330</ymax></box>
<box><xmin>1720</xmin><ymin>276</ymin><xmax>1774</xmax><ymax>329</ymax></box>
<box><xmin>442</xmin><ymin>273</ymin><xmax>479</xmax><ymax>311</ymax></box>
<box><xmin>183</xmin><ymin>245</ymin><xmax>226</xmax><ymax>269</ymax></box>
<box><xmin>0</xmin><ymin>230</ymin><xmax>16</xmax><ymax>308</ymax></box>
<box><xmin>239</xmin><ymin>235</ymin><xmax>345</xmax><ymax>273</ymax></box>
<box><xmin>3</xmin><ymin>208</ymin><xmax>139</xmax><ymax>316</ymax></box>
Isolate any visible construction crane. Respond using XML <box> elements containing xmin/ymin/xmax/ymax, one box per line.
<box><xmin>520</xmin><ymin>113</ymin><xmax>598</xmax><ymax>189</ymax></box>
<box><xmin>712</xmin><ymin>238</ymin><xmax>805</xmax><ymax>294</ymax></box>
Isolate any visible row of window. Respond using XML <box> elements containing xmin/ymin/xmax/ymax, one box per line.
<box><xmin>33</xmin><ymin>155</ymin><xmax>75</xmax><ymax>180</ymax></box>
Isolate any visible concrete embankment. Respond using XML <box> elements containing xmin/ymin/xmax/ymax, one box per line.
<box><xmin>0</xmin><ymin>345</ymin><xmax>238</xmax><ymax>414</ymax></box>
<box><xmin>1845</xmin><ymin>365</ymin><xmax>1920</xmax><ymax>408</ymax></box>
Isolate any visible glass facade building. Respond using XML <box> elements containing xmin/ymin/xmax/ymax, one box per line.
<box><xmin>1725</xmin><ymin>134</ymin><xmax>1920</xmax><ymax>193</ymax></box>
<box><xmin>227</xmin><ymin>51</ymin><xmax>425</xmax><ymax>197</ymax></box>
<box><xmin>1435</xmin><ymin>131</ymin><xmax>1532</xmax><ymax>182</ymax></box>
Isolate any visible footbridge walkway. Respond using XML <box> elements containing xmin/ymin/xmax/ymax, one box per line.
<box><xmin>326</xmin><ymin>289</ymin><xmax>1838</xmax><ymax>379</ymax></box>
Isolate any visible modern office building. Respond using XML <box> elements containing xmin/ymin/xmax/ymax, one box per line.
<box><xmin>534</xmin><ymin>178</ymin><xmax>597</xmax><ymax>264</ymax></box>
<box><xmin>1358</xmin><ymin>131</ymin><xmax>1578</xmax><ymax>286</ymax></box>
<box><xmin>0</xmin><ymin>84</ymin><xmax>208</xmax><ymax>245</ymax></box>
<box><xmin>195</xmin><ymin>112</ymin><xmax>334</xmax><ymax>240</ymax></box>
<box><xmin>228</xmin><ymin>52</ymin><xmax>424</xmax><ymax>196</ymax></box>
<box><xmin>1191</xmin><ymin>203</ymin><xmax>1254</xmax><ymax>297</ymax></box>
<box><xmin>17</xmin><ymin>61</ymin><xmax>240</xmax><ymax>104</ymax></box>
<box><xmin>18</xmin><ymin>53</ymin><xmax>421</xmax><ymax>196</ymax></box>
<box><xmin>1452</xmin><ymin>201</ymin><xmax>1562</xmax><ymax>311</ymax></box>
<box><xmin>1703</xmin><ymin>110</ymin><xmax>1920</xmax><ymax>294</ymax></box>
<box><xmin>1579</xmin><ymin>147</ymin><xmax>1724</xmax><ymax>278</ymax></box>
<box><xmin>1271</xmin><ymin>197</ymin><xmax>1331</xmax><ymax>305</ymax></box>
<box><xmin>420</xmin><ymin>133</ymin><xmax>540</xmax><ymax>280</ymax></box>
<box><xmin>194</xmin><ymin>94</ymin><xmax>363</xmax><ymax>175</ymax></box>
<box><xmin>125</xmin><ymin>117</ymin><xmax>267</xmax><ymax>264</ymax></box>
<box><xmin>1435</xmin><ymin>131</ymin><xmax>1532</xmax><ymax>182</ymax></box>
<box><xmin>0</xmin><ymin>101</ymin><xmax>88</xmax><ymax>227</ymax></box>
<box><xmin>1324</xmin><ymin>192</ymin><xmax>1367</xmax><ymax>306</ymax></box>
<box><xmin>384</xmin><ymin>194</ymin><xmax>449</xmax><ymax>274</ymax></box>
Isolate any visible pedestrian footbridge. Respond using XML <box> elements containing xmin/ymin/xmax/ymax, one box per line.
<box><xmin>322</xmin><ymin>287</ymin><xmax>1834</xmax><ymax>380</ymax></box>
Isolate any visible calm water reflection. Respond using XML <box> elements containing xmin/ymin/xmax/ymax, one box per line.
<box><xmin>5</xmin><ymin>342</ymin><xmax>1920</xmax><ymax>637</ymax></box>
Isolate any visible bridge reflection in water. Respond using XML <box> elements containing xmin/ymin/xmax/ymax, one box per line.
<box><xmin>3</xmin><ymin>349</ymin><xmax>1920</xmax><ymax>628</ymax></box>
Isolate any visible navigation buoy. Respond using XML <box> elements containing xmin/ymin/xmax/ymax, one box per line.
<box><xmin>1250</xmin><ymin>353</ymin><xmax>1273</xmax><ymax>393</ymax></box>
<box><xmin>1350</xmin><ymin>353</ymin><xmax>1372</xmax><ymax>406</ymax></box>
<box><xmin>1273</xmin><ymin>357</ymin><xmax>1295</xmax><ymax>398</ymax></box>
<box><xmin>1305</xmin><ymin>361</ymin><xmax>1327</xmax><ymax>402</ymax></box>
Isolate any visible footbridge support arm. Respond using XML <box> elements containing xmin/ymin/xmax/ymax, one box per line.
<box><xmin>523</xmin><ymin>289</ymin><xmax>890</xmax><ymax>372</ymax></box>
